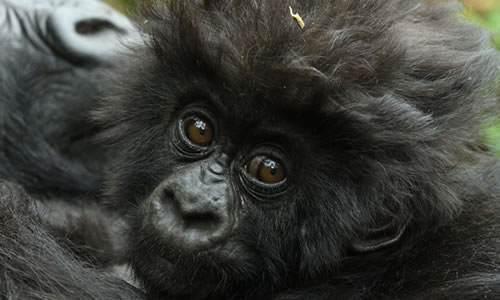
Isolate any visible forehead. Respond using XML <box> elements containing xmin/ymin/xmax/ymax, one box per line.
<box><xmin>147</xmin><ymin>0</ymin><xmax>408</xmax><ymax>133</ymax></box>
<box><xmin>194</xmin><ymin>63</ymin><xmax>336</xmax><ymax>138</ymax></box>
<box><xmin>179</xmin><ymin>80</ymin><xmax>311</xmax><ymax>139</ymax></box>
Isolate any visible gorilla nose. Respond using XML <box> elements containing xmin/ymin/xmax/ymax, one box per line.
<box><xmin>165</xmin><ymin>188</ymin><xmax>223</xmax><ymax>233</ymax></box>
<box><xmin>150</xmin><ymin>177</ymin><xmax>234</xmax><ymax>251</ymax></box>
<box><xmin>46</xmin><ymin>1</ymin><xmax>138</xmax><ymax>65</ymax></box>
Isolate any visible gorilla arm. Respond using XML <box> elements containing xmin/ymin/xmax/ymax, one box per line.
<box><xmin>0</xmin><ymin>182</ymin><xmax>144</xmax><ymax>300</ymax></box>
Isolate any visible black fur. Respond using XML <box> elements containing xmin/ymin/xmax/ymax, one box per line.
<box><xmin>0</xmin><ymin>182</ymin><xmax>143</xmax><ymax>300</ymax></box>
<box><xmin>92</xmin><ymin>0</ymin><xmax>500</xmax><ymax>299</ymax></box>
<box><xmin>0</xmin><ymin>47</ymin><xmax>106</xmax><ymax>195</ymax></box>
<box><xmin>0</xmin><ymin>1</ymin><xmax>141</xmax><ymax>298</ymax></box>
<box><xmin>1</xmin><ymin>0</ymin><xmax>499</xmax><ymax>299</ymax></box>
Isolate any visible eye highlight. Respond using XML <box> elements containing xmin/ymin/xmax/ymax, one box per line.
<box><xmin>246</xmin><ymin>156</ymin><xmax>286</xmax><ymax>184</ymax></box>
<box><xmin>183</xmin><ymin>116</ymin><xmax>214</xmax><ymax>147</ymax></box>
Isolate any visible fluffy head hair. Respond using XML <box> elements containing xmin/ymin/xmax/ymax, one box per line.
<box><xmin>95</xmin><ymin>0</ymin><xmax>499</xmax><ymax>298</ymax></box>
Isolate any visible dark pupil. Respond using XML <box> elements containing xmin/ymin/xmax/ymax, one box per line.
<box><xmin>195</xmin><ymin>120</ymin><xmax>206</xmax><ymax>135</ymax></box>
<box><xmin>263</xmin><ymin>159</ymin><xmax>278</xmax><ymax>175</ymax></box>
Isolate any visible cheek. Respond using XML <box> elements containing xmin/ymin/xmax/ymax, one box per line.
<box><xmin>110</xmin><ymin>129</ymin><xmax>176</xmax><ymax>208</ymax></box>
<box><xmin>236</xmin><ymin>205</ymin><xmax>293</xmax><ymax>250</ymax></box>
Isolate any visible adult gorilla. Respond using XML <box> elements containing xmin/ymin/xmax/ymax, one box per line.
<box><xmin>0</xmin><ymin>1</ymin><xmax>143</xmax><ymax>298</ymax></box>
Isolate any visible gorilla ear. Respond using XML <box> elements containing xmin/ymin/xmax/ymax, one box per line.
<box><xmin>351</xmin><ymin>215</ymin><xmax>409</xmax><ymax>253</ymax></box>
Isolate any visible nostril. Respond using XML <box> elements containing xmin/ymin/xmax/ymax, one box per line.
<box><xmin>75</xmin><ymin>18</ymin><xmax>124</xmax><ymax>35</ymax></box>
<box><xmin>183</xmin><ymin>212</ymin><xmax>221</xmax><ymax>232</ymax></box>
<box><xmin>164</xmin><ymin>188</ymin><xmax>174</xmax><ymax>200</ymax></box>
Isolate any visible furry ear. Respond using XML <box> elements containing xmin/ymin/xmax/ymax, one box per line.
<box><xmin>351</xmin><ymin>214</ymin><xmax>409</xmax><ymax>253</ymax></box>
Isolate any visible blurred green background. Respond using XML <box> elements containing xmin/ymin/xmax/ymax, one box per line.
<box><xmin>106</xmin><ymin>0</ymin><xmax>136</xmax><ymax>11</ymax></box>
<box><xmin>465</xmin><ymin>0</ymin><xmax>500</xmax><ymax>156</ymax></box>
<box><xmin>105</xmin><ymin>0</ymin><xmax>500</xmax><ymax>156</ymax></box>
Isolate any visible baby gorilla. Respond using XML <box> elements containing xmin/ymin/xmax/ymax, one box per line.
<box><xmin>93</xmin><ymin>0</ymin><xmax>500</xmax><ymax>299</ymax></box>
<box><xmin>1</xmin><ymin>0</ymin><xmax>498</xmax><ymax>299</ymax></box>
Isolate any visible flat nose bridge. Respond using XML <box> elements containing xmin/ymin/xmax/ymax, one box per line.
<box><xmin>208</xmin><ymin>160</ymin><xmax>224</xmax><ymax>175</ymax></box>
<box><xmin>172</xmin><ymin>167</ymin><xmax>228</xmax><ymax>211</ymax></box>
<box><xmin>201</xmin><ymin>153</ymin><xmax>230</xmax><ymax>183</ymax></box>
<box><xmin>155</xmin><ymin>163</ymin><xmax>234</xmax><ymax>250</ymax></box>
<box><xmin>181</xmin><ymin>179</ymin><xmax>227</xmax><ymax>210</ymax></box>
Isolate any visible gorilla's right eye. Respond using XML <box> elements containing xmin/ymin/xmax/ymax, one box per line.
<box><xmin>182</xmin><ymin>116</ymin><xmax>214</xmax><ymax>147</ymax></box>
<box><xmin>246</xmin><ymin>155</ymin><xmax>286</xmax><ymax>184</ymax></box>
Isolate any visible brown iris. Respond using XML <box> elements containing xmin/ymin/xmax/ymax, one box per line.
<box><xmin>247</xmin><ymin>156</ymin><xmax>285</xmax><ymax>184</ymax></box>
<box><xmin>183</xmin><ymin>116</ymin><xmax>214</xmax><ymax>146</ymax></box>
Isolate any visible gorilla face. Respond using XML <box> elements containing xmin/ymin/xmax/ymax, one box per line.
<box><xmin>95</xmin><ymin>1</ymin><xmax>499</xmax><ymax>299</ymax></box>
<box><xmin>0</xmin><ymin>1</ymin><xmax>497</xmax><ymax>300</ymax></box>
<box><xmin>0</xmin><ymin>0</ymin><xmax>138</xmax><ymax>194</ymax></box>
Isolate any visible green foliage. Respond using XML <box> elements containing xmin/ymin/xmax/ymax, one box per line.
<box><xmin>486</xmin><ymin>121</ymin><xmax>500</xmax><ymax>156</ymax></box>
<box><xmin>464</xmin><ymin>5</ymin><xmax>500</xmax><ymax>156</ymax></box>
<box><xmin>106</xmin><ymin>0</ymin><xmax>135</xmax><ymax>13</ymax></box>
<box><xmin>485</xmin><ymin>9</ymin><xmax>500</xmax><ymax>48</ymax></box>
<box><xmin>123</xmin><ymin>0</ymin><xmax>137</xmax><ymax>10</ymax></box>
<box><xmin>465</xmin><ymin>6</ymin><xmax>500</xmax><ymax>49</ymax></box>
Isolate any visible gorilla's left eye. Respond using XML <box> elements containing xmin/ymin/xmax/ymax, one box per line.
<box><xmin>183</xmin><ymin>116</ymin><xmax>214</xmax><ymax>147</ymax></box>
<box><xmin>246</xmin><ymin>156</ymin><xmax>286</xmax><ymax>184</ymax></box>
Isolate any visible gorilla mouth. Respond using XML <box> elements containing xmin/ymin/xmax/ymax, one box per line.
<box><xmin>158</xmin><ymin>237</ymin><xmax>246</xmax><ymax>263</ymax></box>
<box><xmin>141</xmin><ymin>241</ymin><xmax>257</xmax><ymax>299</ymax></box>
<box><xmin>140</xmin><ymin>255</ymin><xmax>215</xmax><ymax>298</ymax></box>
